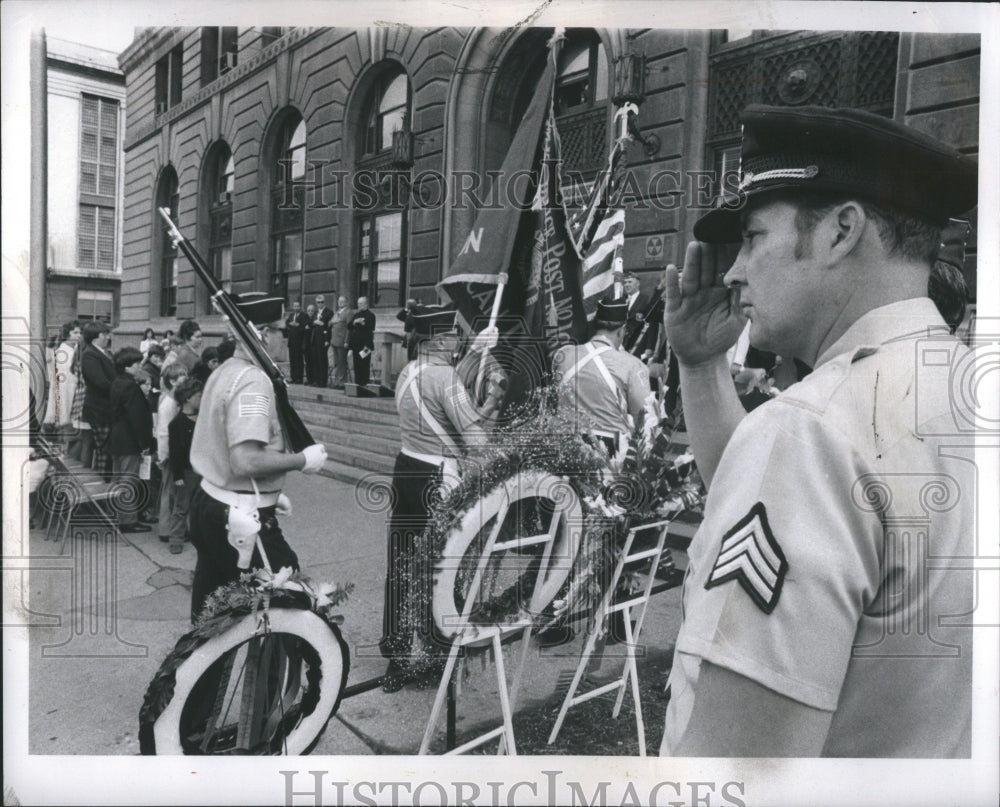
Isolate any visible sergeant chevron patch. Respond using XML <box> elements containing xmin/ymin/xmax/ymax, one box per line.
<box><xmin>705</xmin><ymin>502</ymin><xmax>787</xmax><ymax>613</ymax></box>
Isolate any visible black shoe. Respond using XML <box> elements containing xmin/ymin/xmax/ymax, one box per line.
<box><xmin>536</xmin><ymin>625</ymin><xmax>575</xmax><ymax>648</ymax></box>
<box><xmin>120</xmin><ymin>522</ymin><xmax>151</xmax><ymax>534</ymax></box>
<box><xmin>605</xmin><ymin>612</ymin><xmax>636</xmax><ymax>646</ymax></box>
<box><xmin>158</xmin><ymin>534</ymin><xmax>170</xmax><ymax>543</ymax></box>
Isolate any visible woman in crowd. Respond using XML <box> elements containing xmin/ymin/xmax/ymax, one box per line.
<box><xmin>43</xmin><ymin>320</ymin><xmax>82</xmax><ymax>445</ymax></box>
<box><xmin>155</xmin><ymin>363</ymin><xmax>188</xmax><ymax>544</ymax></box>
<box><xmin>139</xmin><ymin>328</ymin><xmax>158</xmax><ymax>358</ymax></box>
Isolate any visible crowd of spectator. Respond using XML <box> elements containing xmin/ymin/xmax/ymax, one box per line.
<box><xmin>40</xmin><ymin>318</ymin><xmax>232</xmax><ymax>553</ymax></box>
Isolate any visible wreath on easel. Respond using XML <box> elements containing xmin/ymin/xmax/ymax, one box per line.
<box><xmin>401</xmin><ymin>390</ymin><xmax>705</xmax><ymax>655</ymax></box>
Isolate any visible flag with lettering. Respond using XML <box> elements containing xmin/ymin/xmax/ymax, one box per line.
<box><xmin>437</xmin><ymin>43</ymin><xmax>556</xmax><ymax>334</ymax></box>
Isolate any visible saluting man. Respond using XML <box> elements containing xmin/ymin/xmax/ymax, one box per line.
<box><xmin>552</xmin><ymin>296</ymin><xmax>651</xmax><ymax>460</ymax></box>
<box><xmin>660</xmin><ymin>105</ymin><xmax>977</xmax><ymax>757</ymax></box>
<box><xmin>379</xmin><ymin>305</ymin><xmax>503</xmax><ymax>692</ymax></box>
<box><xmin>188</xmin><ymin>292</ymin><xmax>328</xmax><ymax>622</ymax></box>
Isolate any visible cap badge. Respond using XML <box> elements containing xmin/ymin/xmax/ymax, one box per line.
<box><xmin>739</xmin><ymin>164</ymin><xmax>819</xmax><ymax>192</ymax></box>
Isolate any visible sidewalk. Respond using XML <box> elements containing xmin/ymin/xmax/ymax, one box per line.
<box><xmin>26</xmin><ymin>472</ymin><xmax>684</xmax><ymax>755</ymax></box>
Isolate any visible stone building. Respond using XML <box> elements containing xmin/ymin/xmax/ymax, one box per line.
<box><xmin>115</xmin><ymin>26</ymin><xmax>980</xmax><ymax>379</ymax></box>
<box><xmin>41</xmin><ymin>36</ymin><xmax>126</xmax><ymax>334</ymax></box>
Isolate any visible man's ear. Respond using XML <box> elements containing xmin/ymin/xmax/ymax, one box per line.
<box><xmin>826</xmin><ymin>201</ymin><xmax>866</xmax><ymax>262</ymax></box>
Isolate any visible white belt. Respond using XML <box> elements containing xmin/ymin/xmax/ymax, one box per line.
<box><xmin>400</xmin><ymin>447</ymin><xmax>448</xmax><ymax>467</ymax></box>
<box><xmin>200</xmin><ymin>478</ymin><xmax>281</xmax><ymax>509</ymax></box>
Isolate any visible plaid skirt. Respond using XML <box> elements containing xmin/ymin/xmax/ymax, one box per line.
<box><xmin>70</xmin><ymin>374</ymin><xmax>86</xmax><ymax>428</ymax></box>
<box><xmin>91</xmin><ymin>423</ymin><xmax>111</xmax><ymax>475</ymax></box>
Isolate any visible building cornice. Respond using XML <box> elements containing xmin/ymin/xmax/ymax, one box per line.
<box><xmin>123</xmin><ymin>27</ymin><xmax>321</xmax><ymax>152</ymax></box>
<box><xmin>117</xmin><ymin>27</ymin><xmax>182</xmax><ymax>74</ymax></box>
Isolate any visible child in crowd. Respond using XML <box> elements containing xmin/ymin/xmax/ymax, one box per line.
<box><xmin>167</xmin><ymin>377</ymin><xmax>203</xmax><ymax>554</ymax></box>
<box><xmin>191</xmin><ymin>346</ymin><xmax>219</xmax><ymax>383</ymax></box>
<box><xmin>142</xmin><ymin>343</ymin><xmax>166</xmax><ymax>412</ymax></box>
<box><xmin>109</xmin><ymin>347</ymin><xmax>154</xmax><ymax>533</ymax></box>
<box><xmin>156</xmin><ymin>363</ymin><xmax>188</xmax><ymax>544</ymax></box>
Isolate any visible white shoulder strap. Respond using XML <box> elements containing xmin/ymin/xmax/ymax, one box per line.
<box><xmin>583</xmin><ymin>342</ymin><xmax>627</xmax><ymax>411</ymax></box>
<box><xmin>559</xmin><ymin>342</ymin><xmax>613</xmax><ymax>389</ymax></box>
<box><xmin>398</xmin><ymin>364</ymin><xmax>460</xmax><ymax>454</ymax></box>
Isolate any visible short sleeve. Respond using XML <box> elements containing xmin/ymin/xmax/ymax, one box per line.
<box><xmin>224</xmin><ymin>369</ymin><xmax>275</xmax><ymax>448</ymax></box>
<box><xmin>676</xmin><ymin>401</ymin><xmax>882</xmax><ymax>710</ymax></box>
<box><xmin>442</xmin><ymin>376</ymin><xmax>481</xmax><ymax>435</ymax></box>
<box><xmin>626</xmin><ymin>361</ymin><xmax>650</xmax><ymax>417</ymax></box>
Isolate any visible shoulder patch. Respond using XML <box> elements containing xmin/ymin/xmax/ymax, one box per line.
<box><xmin>705</xmin><ymin>502</ymin><xmax>787</xmax><ymax>614</ymax></box>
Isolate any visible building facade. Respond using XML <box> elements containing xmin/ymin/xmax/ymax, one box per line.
<box><xmin>115</xmin><ymin>26</ymin><xmax>980</xmax><ymax>377</ymax></box>
<box><xmin>43</xmin><ymin>37</ymin><xmax>126</xmax><ymax>334</ymax></box>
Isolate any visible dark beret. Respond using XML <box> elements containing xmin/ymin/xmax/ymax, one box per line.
<box><xmin>695</xmin><ymin>104</ymin><xmax>978</xmax><ymax>243</ymax></box>
<box><xmin>595</xmin><ymin>295</ymin><xmax>628</xmax><ymax>325</ymax></box>
<box><xmin>234</xmin><ymin>292</ymin><xmax>285</xmax><ymax>326</ymax></box>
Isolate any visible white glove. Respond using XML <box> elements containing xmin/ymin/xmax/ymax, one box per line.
<box><xmin>275</xmin><ymin>493</ymin><xmax>292</xmax><ymax>516</ymax></box>
<box><xmin>300</xmin><ymin>444</ymin><xmax>328</xmax><ymax>474</ymax></box>
<box><xmin>469</xmin><ymin>326</ymin><xmax>499</xmax><ymax>353</ymax></box>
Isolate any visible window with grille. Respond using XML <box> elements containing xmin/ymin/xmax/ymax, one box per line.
<box><xmin>270</xmin><ymin>116</ymin><xmax>307</xmax><ymax>302</ymax></box>
<box><xmin>705</xmin><ymin>31</ymin><xmax>900</xmax><ymax>197</ymax></box>
<box><xmin>76</xmin><ymin>290</ymin><xmax>114</xmax><ymax>323</ymax></box>
<box><xmin>77</xmin><ymin>95</ymin><xmax>118</xmax><ymax>271</ymax></box>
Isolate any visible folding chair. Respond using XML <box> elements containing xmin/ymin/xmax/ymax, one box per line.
<box><xmin>546</xmin><ymin>518</ymin><xmax>673</xmax><ymax>756</ymax></box>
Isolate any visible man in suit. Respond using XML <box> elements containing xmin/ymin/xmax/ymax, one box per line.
<box><xmin>621</xmin><ymin>272</ymin><xmax>651</xmax><ymax>353</ymax></box>
<box><xmin>303</xmin><ymin>304</ymin><xmax>316</xmax><ymax>383</ymax></box>
<box><xmin>80</xmin><ymin>320</ymin><xmax>116</xmax><ymax>477</ymax></box>
<box><xmin>329</xmin><ymin>295</ymin><xmax>354</xmax><ymax>389</ymax></box>
<box><xmin>311</xmin><ymin>294</ymin><xmax>334</xmax><ymax>387</ymax></box>
<box><xmin>348</xmin><ymin>296</ymin><xmax>376</xmax><ymax>387</ymax></box>
<box><xmin>284</xmin><ymin>300</ymin><xmax>310</xmax><ymax>384</ymax></box>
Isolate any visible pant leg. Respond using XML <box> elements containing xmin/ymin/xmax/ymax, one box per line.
<box><xmin>354</xmin><ymin>350</ymin><xmax>371</xmax><ymax>387</ymax></box>
<box><xmin>112</xmin><ymin>453</ymin><xmax>141</xmax><ymax>525</ymax></box>
<box><xmin>170</xmin><ymin>469</ymin><xmax>196</xmax><ymax>548</ymax></box>
<box><xmin>157</xmin><ymin>463</ymin><xmax>175</xmax><ymax>540</ymax></box>
<box><xmin>380</xmin><ymin>452</ymin><xmax>440</xmax><ymax>659</ymax></box>
<box><xmin>331</xmin><ymin>346</ymin><xmax>348</xmax><ymax>386</ymax></box>
<box><xmin>316</xmin><ymin>344</ymin><xmax>329</xmax><ymax>387</ymax></box>
<box><xmin>189</xmin><ymin>486</ymin><xmax>233</xmax><ymax>622</ymax></box>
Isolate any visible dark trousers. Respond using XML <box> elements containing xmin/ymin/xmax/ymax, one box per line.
<box><xmin>311</xmin><ymin>340</ymin><xmax>329</xmax><ymax>387</ymax></box>
<box><xmin>189</xmin><ymin>486</ymin><xmax>300</xmax><ymax>623</ymax></box>
<box><xmin>111</xmin><ymin>453</ymin><xmax>142</xmax><ymax>525</ymax></box>
<box><xmin>170</xmin><ymin>468</ymin><xmax>200</xmax><ymax>549</ymax></box>
<box><xmin>380</xmin><ymin>452</ymin><xmax>445</xmax><ymax>659</ymax></box>
<box><xmin>352</xmin><ymin>348</ymin><xmax>371</xmax><ymax>387</ymax></box>
<box><xmin>288</xmin><ymin>336</ymin><xmax>306</xmax><ymax>383</ymax></box>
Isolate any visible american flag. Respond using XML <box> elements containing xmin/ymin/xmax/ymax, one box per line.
<box><xmin>238</xmin><ymin>393</ymin><xmax>270</xmax><ymax>418</ymax></box>
<box><xmin>580</xmin><ymin>207</ymin><xmax>625</xmax><ymax>319</ymax></box>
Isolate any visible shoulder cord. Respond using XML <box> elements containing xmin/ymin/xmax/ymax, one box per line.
<box><xmin>397</xmin><ymin>363</ymin><xmax>460</xmax><ymax>455</ymax></box>
<box><xmin>560</xmin><ymin>343</ymin><xmax>626</xmax><ymax>413</ymax></box>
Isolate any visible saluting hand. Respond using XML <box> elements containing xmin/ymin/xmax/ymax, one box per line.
<box><xmin>664</xmin><ymin>240</ymin><xmax>745</xmax><ymax>366</ymax></box>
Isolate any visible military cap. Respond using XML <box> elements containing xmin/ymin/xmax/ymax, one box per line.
<box><xmin>595</xmin><ymin>296</ymin><xmax>628</xmax><ymax>326</ymax></box>
<box><xmin>695</xmin><ymin>104</ymin><xmax>979</xmax><ymax>243</ymax></box>
<box><xmin>234</xmin><ymin>291</ymin><xmax>284</xmax><ymax>326</ymax></box>
<box><xmin>411</xmin><ymin>304</ymin><xmax>457</xmax><ymax>336</ymax></box>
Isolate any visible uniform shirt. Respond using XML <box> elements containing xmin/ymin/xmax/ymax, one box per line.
<box><xmin>190</xmin><ymin>355</ymin><xmax>287</xmax><ymax>493</ymax></box>
<box><xmin>662</xmin><ymin>298</ymin><xmax>974</xmax><ymax>758</ymax></box>
<box><xmin>552</xmin><ymin>334</ymin><xmax>650</xmax><ymax>435</ymax></box>
<box><xmin>395</xmin><ymin>354</ymin><xmax>482</xmax><ymax>458</ymax></box>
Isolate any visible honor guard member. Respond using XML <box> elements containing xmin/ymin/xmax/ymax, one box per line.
<box><xmin>188</xmin><ymin>292</ymin><xmax>328</xmax><ymax>622</ymax></box>
<box><xmin>661</xmin><ymin>105</ymin><xmax>977</xmax><ymax>757</ymax></box>
<box><xmin>380</xmin><ymin>305</ymin><xmax>503</xmax><ymax>691</ymax></box>
<box><xmin>552</xmin><ymin>296</ymin><xmax>651</xmax><ymax>459</ymax></box>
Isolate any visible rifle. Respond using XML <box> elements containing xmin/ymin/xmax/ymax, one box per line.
<box><xmin>157</xmin><ymin>207</ymin><xmax>318</xmax><ymax>453</ymax></box>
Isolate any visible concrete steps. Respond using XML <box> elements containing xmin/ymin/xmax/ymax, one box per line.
<box><xmin>287</xmin><ymin>384</ymin><xmax>399</xmax><ymax>484</ymax></box>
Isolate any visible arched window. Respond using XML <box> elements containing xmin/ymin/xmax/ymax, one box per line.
<box><xmin>155</xmin><ymin>166</ymin><xmax>179</xmax><ymax>317</ymax></box>
<box><xmin>363</xmin><ymin>70</ymin><xmax>409</xmax><ymax>157</ymax></box>
<box><xmin>355</xmin><ymin>66</ymin><xmax>410</xmax><ymax>306</ymax></box>
<box><xmin>269</xmin><ymin>114</ymin><xmax>306</xmax><ymax>302</ymax></box>
<box><xmin>202</xmin><ymin>144</ymin><xmax>234</xmax><ymax>313</ymax></box>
